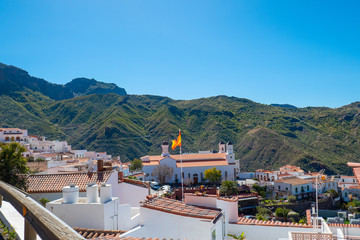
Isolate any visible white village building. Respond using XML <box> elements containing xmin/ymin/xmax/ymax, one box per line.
<box><xmin>0</xmin><ymin>128</ymin><xmax>28</xmax><ymax>143</ymax></box>
<box><xmin>141</xmin><ymin>141</ymin><xmax>238</xmax><ymax>184</ymax></box>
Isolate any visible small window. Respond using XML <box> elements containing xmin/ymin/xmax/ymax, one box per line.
<box><xmin>286</xmin><ymin>187</ymin><xmax>288</xmax><ymax>191</ymax></box>
<box><xmin>307</xmin><ymin>185</ymin><xmax>310</xmax><ymax>191</ymax></box>
<box><xmin>342</xmin><ymin>179</ymin><xmax>345</xmax><ymax>182</ymax></box>
<box><xmin>278</xmin><ymin>186</ymin><xmax>280</xmax><ymax>190</ymax></box>
<box><xmin>295</xmin><ymin>187</ymin><xmax>298</xmax><ymax>193</ymax></box>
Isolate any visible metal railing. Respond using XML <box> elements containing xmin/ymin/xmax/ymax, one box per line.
<box><xmin>0</xmin><ymin>180</ymin><xmax>84</xmax><ymax>240</ymax></box>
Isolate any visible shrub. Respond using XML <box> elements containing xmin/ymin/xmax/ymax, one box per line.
<box><xmin>288</xmin><ymin>195</ymin><xmax>296</xmax><ymax>203</ymax></box>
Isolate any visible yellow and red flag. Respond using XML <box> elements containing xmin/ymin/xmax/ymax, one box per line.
<box><xmin>171</xmin><ymin>130</ymin><xmax>181</xmax><ymax>150</ymax></box>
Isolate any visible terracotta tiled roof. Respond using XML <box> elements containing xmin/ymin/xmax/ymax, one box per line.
<box><xmin>0</xmin><ymin>128</ymin><xmax>23</xmax><ymax>131</ymax></box>
<box><xmin>142</xmin><ymin>153</ymin><xmax>229</xmax><ymax>167</ymax></box>
<box><xmin>237</xmin><ymin>217</ymin><xmax>312</xmax><ymax>228</ymax></box>
<box><xmin>277</xmin><ymin>173</ymin><xmax>291</xmax><ymax>177</ymax></box>
<box><xmin>340</xmin><ymin>175</ymin><xmax>356</xmax><ymax>179</ymax></box>
<box><xmin>73</xmin><ymin>228</ymin><xmax>125</xmax><ymax>239</ymax></box>
<box><xmin>328</xmin><ymin>223</ymin><xmax>360</xmax><ymax>228</ymax></box>
<box><xmin>91</xmin><ymin>237</ymin><xmax>169</xmax><ymax>240</ymax></box>
<box><xmin>274</xmin><ymin>176</ymin><xmax>311</xmax><ymax>186</ymax></box>
<box><xmin>121</xmin><ymin>178</ymin><xmax>149</xmax><ymax>189</ymax></box>
<box><xmin>141</xmin><ymin>196</ymin><xmax>221</xmax><ymax>220</ymax></box>
<box><xmin>26</xmin><ymin>172</ymin><xmax>114</xmax><ymax>193</ymax></box>
<box><xmin>176</xmin><ymin>159</ymin><xmax>229</xmax><ymax>167</ymax></box>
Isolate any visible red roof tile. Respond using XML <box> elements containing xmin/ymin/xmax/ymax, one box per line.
<box><xmin>237</xmin><ymin>217</ymin><xmax>312</xmax><ymax>228</ymax></box>
<box><xmin>26</xmin><ymin>172</ymin><xmax>114</xmax><ymax>193</ymax></box>
<box><xmin>141</xmin><ymin>196</ymin><xmax>221</xmax><ymax>220</ymax></box>
<box><xmin>73</xmin><ymin>228</ymin><xmax>125</xmax><ymax>239</ymax></box>
<box><xmin>91</xmin><ymin>237</ymin><xmax>169</xmax><ymax>240</ymax></box>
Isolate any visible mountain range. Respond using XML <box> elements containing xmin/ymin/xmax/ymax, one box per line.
<box><xmin>1</xmin><ymin>63</ymin><xmax>360</xmax><ymax>175</ymax></box>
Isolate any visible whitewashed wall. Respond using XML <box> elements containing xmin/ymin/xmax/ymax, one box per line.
<box><xmin>228</xmin><ymin>224</ymin><xmax>315</xmax><ymax>240</ymax></box>
<box><xmin>123</xmin><ymin>207</ymin><xmax>224</xmax><ymax>240</ymax></box>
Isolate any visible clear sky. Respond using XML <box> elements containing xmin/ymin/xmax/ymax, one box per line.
<box><xmin>1</xmin><ymin>1</ymin><xmax>360</xmax><ymax>108</ymax></box>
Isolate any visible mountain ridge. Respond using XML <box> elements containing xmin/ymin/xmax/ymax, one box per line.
<box><xmin>0</xmin><ymin>63</ymin><xmax>126</xmax><ymax>100</ymax></box>
<box><xmin>1</xmin><ymin>63</ymin><xmax>360</xmax><ymax>175</ymax></box>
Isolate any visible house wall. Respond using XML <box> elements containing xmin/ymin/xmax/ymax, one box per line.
<box><xmin>129</xmin><ymin>207</ymin><xmax>223</xmax><ymax>240</ymax></box>
<box><xmin>291</xmin><ymin>183</ymin><xmax>313</xmax><ymax>196</ymax></box>
<box><xmin>143</xmin><ymin>157</ymin><xmax>237</xmax><ymax>184</ymax></box>
<box><xmin>228</xmin><ymin>224</ymin><xmax>313</xmax><ymax>240</ymax></box>
<box><xmin>47</xmin><ymin>160</ymin><xmax>67</xmax><ymax>168</ymax></box>
<box><xmin>113</xmin><ymin>181</ymin><xmax>149</xmax><ymax>207</ymax></box>
<box><xmin>46</xmin><ymin>197</ymin><xmax>120</xmax><ymax>230</ymax></box>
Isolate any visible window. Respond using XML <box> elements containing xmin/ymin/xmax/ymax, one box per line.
<box><xmin>225</xmin><ymin>171</ymin><xmax>228</xmax><ymax>180</ymax></box>
<box><xmin>295</xmin><ymin>187</ymin><xmax>298</xmax><ymax>193</ymax></box>
<box><xmin>286</xmin><ymin>187</ymin><xmax>288</xmax><ymax>191</ymax></box>
<box><xmin>342</xmin><ymin>179</ymin><xmax>345</xmax><ymax>182</ymax></box>
<box><xmin>35</xmin><ymin>147</ymin><xmax>37</xmax><ymax>150</ymax></box>
<box><xmin>182</xmin><ymin>172</ymin><xmax>184</xmax><ymax>179</ymax></box>
<box><xmin>175</xmin><ymin>174</ymin><xmax>178</xmax><ymax>180</ymax></box>
<box><xmin>278</xmin><ymin>186</ymin><xmax>280</xmax><ymax>190</ymax></box>
<box><xmin>307</xmin><ymin>185</ymin><xmax>310</xmax><ymax>191</ymax></box>
<box><xmin>188</xmin><ymin>173</ymin><xmax>190</xmax><ymax>179</ymax></box>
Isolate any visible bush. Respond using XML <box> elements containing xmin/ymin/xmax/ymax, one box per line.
<box><xmin>275</xmin><ymin>207</ymin><xmax>291</xmax><ymax>220</ymax></box>
<box><xmin>288</xmin><ymin>211</ymin><xmax>300</xmax><ymax>222</ymax></box>
<box><xmin>288</xmin><ymin>195</ymin><xmax>296</xmax><ymax>203</ymax></box>
<box><xmin>39</xmin><ymin>198</ymin><xmax>49</xmax><ymax>207</ymax></box>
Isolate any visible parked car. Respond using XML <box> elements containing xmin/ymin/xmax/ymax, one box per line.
<box><xmin>150</xmin><ymin>181</ymin><xmax>160</xmax><ymax>190</ymax></box>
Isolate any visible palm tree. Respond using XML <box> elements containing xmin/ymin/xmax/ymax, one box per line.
<box><xmin>220</xmin><ymin>180</ymin><xmax>238</xmax><ymax>197</ymax></box>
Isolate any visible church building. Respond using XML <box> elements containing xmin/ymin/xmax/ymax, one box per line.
<box><xmin>141</xmin><ymin>141</ymin><xmax>238</xmax><ymax>184</ymax></box>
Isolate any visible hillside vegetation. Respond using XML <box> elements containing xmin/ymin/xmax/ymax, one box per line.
<box><xmin>1</xmin><ymin>63</ymin><xmax>360</xmax><ymax>174</ymax></box>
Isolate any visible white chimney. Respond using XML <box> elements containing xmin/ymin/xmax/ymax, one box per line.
<box><xmin>62</xmin><ymin>184</ymin><xmax>79</xmax><ymax>204</ymax></box>
<box><xmin>219</xmin><ymin>141</ymin><xmax>226</xmax><ymax>153</ymax></box>
<box><xmin>161</xmin><ymin>141</ymin><xmax>170</xmax><ymax>157</ymax></box>
<box><xmin>100</xmin><ymin>183</ymin><xmax>112</xmax><ymax>204</ymax></box>
<box><xmin>86</xmin><ymin>182</ymin><xmax>99</xmax><ymax>203</ymax></box>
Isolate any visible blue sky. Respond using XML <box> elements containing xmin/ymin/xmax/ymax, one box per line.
<box><xmin>1</xmin><ymin>1</ymin><xmax>360</xmax><ymax>108</ymax></box>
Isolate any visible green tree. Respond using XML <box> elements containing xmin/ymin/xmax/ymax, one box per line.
<box><xmin>0</xmin><ymin>142</ymin><xmax>29</xmax><ymax>190</ymax></box>
<box><xmin>326</xmin><ymin>189</ymin><xmax>339</xmax><ymax>198</ymax></box>
<box><xmin>252</xmin><ymin>184</ymin><xmax>267</xmax><ymax>197</ymax></box>
<box><xmin>275</xmin><ymin>207</ymin><xmax>291</xmax><ymax>221</ymax></box>
<box><xmin>220</xmin><ymin>180</ymin><xmax>238</xmax><ymax>197</ymax></box>
<box><xmin>130</xmin><ymin>158</ymin><xmax>143</xmax><ymax>171</ymax></box>
<box><xmin>204</xmin><ymin>167</ymin><xmax>221</xmax><ymax>184</ymax></box>
<box><xmin>256</xmin><ymin>206</ymin><xmax>272</xmax><ymax>220</ymax></box>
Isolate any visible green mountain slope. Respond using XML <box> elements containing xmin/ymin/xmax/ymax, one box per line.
<box><xmin>1</xmin><ymin>64</ymin><xmax>360</xmax><ymax>174</ymax></box>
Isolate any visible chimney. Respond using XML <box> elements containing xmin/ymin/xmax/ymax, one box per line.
<box><xmin>118</xmin><ymin>171</ymin><xmax>124</xmax><ymax>182</ymax></box>
<box><xmin>100</xmin><ymin>183</ymin><xmax>112</xmax><ymax>204</ymax></box>
<box><xmin>161</xmin><ymin>141</ymin><xmax>170</xmax><ymax>157</ymax></box>
<box><xmin>62</xmin><ymin>183</ymin><xmax>79</xmax><ymax>204</ymax></box>
<box><xmin>86</xmin><ymin>183</ymin><xmax>99</xmax><ymax>203</ymax></box>
<box><xmin>97</xmin><ymin>159</ymin><xmax>104</xmax><ymax>172</ymax></box>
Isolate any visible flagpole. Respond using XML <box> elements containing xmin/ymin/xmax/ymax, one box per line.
<box><xmin>180</xmin><ymin>129</ymin><xmax>184</xmax><ymax>201</ymax></box>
